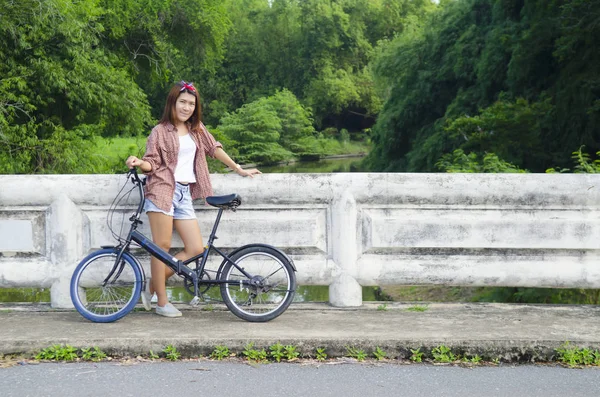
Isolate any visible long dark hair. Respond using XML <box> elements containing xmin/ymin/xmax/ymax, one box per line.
<box><xmin>158</xmin><ymin>81</ymin><xmax>202</xmax><ymax>131</ymax></box>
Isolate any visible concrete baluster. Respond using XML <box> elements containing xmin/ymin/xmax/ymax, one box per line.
<box><xmin>329</xmin><ymin>189</ymin><xmax>362</xmax><ymax>307</ymax></box>
<box><xmin>46</xmin><ymin>194</ymin><xmax>88</xmax><ymax>308</ymax></box>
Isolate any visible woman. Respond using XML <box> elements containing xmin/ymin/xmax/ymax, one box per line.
<box><xmin>126</xmin><ymin>81</ymin><xmax>261</xmax><ymax>318</ymax></box>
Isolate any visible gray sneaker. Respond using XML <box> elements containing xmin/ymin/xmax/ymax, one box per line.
<box><xmin>156</xmin><ymin>303</ymin><xmax>182</xmax><ymax>318</ymax></box>
<box><xmin>141</xmin><ymin>278</ymin><xmax>152</xmax><ymax>311</ymax></box>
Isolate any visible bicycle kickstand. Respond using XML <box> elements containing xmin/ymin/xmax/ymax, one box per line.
<box><xmin>189</xmin><ymin>275</ymin><xmax>201</xmax><ymax>307</ymax></box>
<box><xmin>189</xmin><ymin>296</ymin><xmax>201</xmax><ymax>307</ymax></box>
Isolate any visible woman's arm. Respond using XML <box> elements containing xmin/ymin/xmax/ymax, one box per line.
<box><xmin>213</xmin><ymin>147</ymin><xmax>261</xmax><ymax>178</ymax></box>
<box><xmin>125</xmin><ymin>129</ymin><xmax>160</xmax><ymax>173</ymax></box>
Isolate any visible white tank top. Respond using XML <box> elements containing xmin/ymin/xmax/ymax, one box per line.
<box><xmin>174</xmin><ymin>134</ymin><xmax>197</xmax><ymax>183</ymax></box>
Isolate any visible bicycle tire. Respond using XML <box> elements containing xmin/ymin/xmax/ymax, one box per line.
<box><xmin>70</xmin><ymin>248</ymin><xmax>143</xmax><ymax>323</ymax></box>
<box><xmin>220</xmin><ymin>246</ymin><xmax>296</xmax><ymax>322</ymax></box>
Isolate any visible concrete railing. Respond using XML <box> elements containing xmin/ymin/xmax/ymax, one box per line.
<box><xmin>1</xmin><ymin>173</ymin><xmax>599</xmax><ymax>308</ymax></box>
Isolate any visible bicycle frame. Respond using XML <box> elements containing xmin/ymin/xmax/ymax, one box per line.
<box><xmin>113</xmin><ymin>170</ymin><xmax>255</xmax><ymax>298</ymax></box>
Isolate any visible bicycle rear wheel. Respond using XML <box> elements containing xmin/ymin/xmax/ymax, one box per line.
<box><xmin>220</xmin><ymin>246</ymin><xmax>296</xmax><ymax>322</ymax></box>
<box><xmin>70</xmin><ymin>248</ymin><xmax>142</xmax><ymax>323</ymax></box>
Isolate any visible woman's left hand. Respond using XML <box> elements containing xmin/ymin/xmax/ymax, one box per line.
<box><xmin>236</xmin><ymin>167</ymin><xmax>261</xmax><ymax>178</ymax></box>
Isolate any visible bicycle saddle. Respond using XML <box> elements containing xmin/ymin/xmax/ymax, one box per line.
<box><xmin>206</xmin><ymin>194</ymin><xmax>242</xmax><ymax>210</ymax></box>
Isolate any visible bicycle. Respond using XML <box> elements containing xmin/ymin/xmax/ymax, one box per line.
<box><xmin>70</xmin><ymin>168</ymin><xmax>297</xmax><ymax>323</ymax></box>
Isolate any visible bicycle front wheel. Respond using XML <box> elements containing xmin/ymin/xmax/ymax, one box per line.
<box><xmin>70</xmin><ymin>248</ymin><xmax>142</xmax><ymax>323</ymax></box>
<box><xmin>220</xmin><ymin>246</ymin><xmax>296</xmax><ymax>322</ymax></box>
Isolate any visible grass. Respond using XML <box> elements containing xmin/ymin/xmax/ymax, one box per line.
<box><xmin>94</xmin><ymin>136</ymin><xmax>146</xmax><ymax>163</ymax></box>
<box><xmin>380</xmin><ymin>285</ymin><xmax>481</xmax><ymax>302</ymax></box>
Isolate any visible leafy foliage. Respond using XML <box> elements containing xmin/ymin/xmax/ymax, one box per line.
<box><xmin>0</xmin><ymin>0</ymin><xmax>230</xmax><ymax>174</ymax></box>
<box><xmin>218</xmin><ymin>97</ymin><xmax>291</xmax><ymax>164</ymax></box>
<box><xmin>35</xmin><ymin>344</ymin><xmax>78</xmax><ymax>361</ymax></box>
<box><xmin>436</xmin><ymin>150</ymin><xmax>527</xmax><ymax>173</ymax></box>
<box><xmin>475</xmin><ymin>287</ymin><xmax>600</xmax><ymax>305</ymax></box>
<box><xmin>367</xmin><ymin>0</ymin><xmax>600</xmax><ymax>173</ymax></box>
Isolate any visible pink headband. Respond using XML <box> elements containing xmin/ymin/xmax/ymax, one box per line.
<box><xmin>180</xmin><ymin>81</ymin><xmax>196</xmax><ymax>92</ymax></box>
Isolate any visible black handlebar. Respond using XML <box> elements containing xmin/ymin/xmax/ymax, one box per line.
<box><xmin>128</xmin><ymin>168</ymin><xmax>145</xmax><ymax>218</ymax></box>
<box><xmin>128</xmin><ymin>167</ymin><xmax>142</xmax><ymax>183</ymax></box>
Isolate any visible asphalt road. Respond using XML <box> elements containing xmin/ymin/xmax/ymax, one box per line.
<box><xmin>2</xmin><ymin>360</ymin><xmax>600</xmax><ymax>397</ymax></box>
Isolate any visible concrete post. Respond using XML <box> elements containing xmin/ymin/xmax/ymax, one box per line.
<box><xmin>46</xmin><ymin>194</ymin><xmax>88</xmax><ymax>308</ymax></box>
<box><xmin>329</xmin><ymin>189</ymin><xmax>362</xmax><ymax>307</ymax></box>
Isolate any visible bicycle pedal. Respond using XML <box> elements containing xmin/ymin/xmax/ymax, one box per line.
<box><xmin>189</xmin><ymin>296</ymin><xmax>201</xmax><ymax>307</ymax></box>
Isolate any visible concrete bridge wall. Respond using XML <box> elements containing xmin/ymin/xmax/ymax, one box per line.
<box><xmin>1</xmin><ymin>173</ymin><xmax>599</xmax><ymax>308</ymax></box>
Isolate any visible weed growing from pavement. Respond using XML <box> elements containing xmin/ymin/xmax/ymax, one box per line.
<box><xmin>432</xmin><ymin>345</ymin><xmax>456</xmax><ymax>363</ymax></box>
<box><xmin>555</xmin><ymin>342</ymin><xmax>600</xmax><ymax>367</ymax></box>
<box><xmin>373</xmin><ymin>347</ymin><xmax>387</xmax><ymax>360</ymax></box>
<box><xmin>284</xmin><ymin>345</ymin><xmax>300</xmax><ymax>361</ymax></box>
<box><xmin>210</xmin><ymin>345</ymin><xmax>231</xmax><ymax>360</ymax></box>
<box><xmin>35</xmin><ymin>344</ymin><xmax>79</xmax><ymax>361</ymax></box>
<box><xmin>25</xmin><ymin>340</ymin><xmax>600</xmax><ymax>367</ymax></box>
<box><xmin>163</xmin><ymin>345</ymin><xmax>181</xmax><ymax>361</ymax></box>
<box><xmin>243</xmin><ymin>342</ymin><xmax>268</xmax><ymax>363</ymax></box>
<box><xmin>377</xmin><ymin>304</ymin><xmax>388</xmax><ymax>311</ymax></box>
<box><xmin>81</xmin><ymin>347</ymin><xmax>107</xmax><ymax>362</ymax></box>
<box><xmin>461</xmin><ymin>354</ymin><xmax>482</xmax><ymax>364</ymax></box>
<box><xmin>269</xmin><ymin>343</ymin><xmax>285</xmax><ymax>362</ymax></box>
<box><xmin>410</xmin><ymin>348</ymin><xmax>424</xmax><ymax>362</ymax></box>
<box><xmin>470</xmin><ymin>354</ymin><xmax>482</xmax><ymax>363</ymax></box>
<box><xmin>345</xmin><ymin>346</ymin><xmax>367</xmax><ymax>361</ymax></box>
<box><xmin>316</xmin><ymin>347</ymin><xmax>327</xmax><ymax>361</ymax></box>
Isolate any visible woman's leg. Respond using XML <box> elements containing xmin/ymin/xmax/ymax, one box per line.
<box><xmin>147</xmin><ymin>212</ymin><xmax>174</xmax><ymax>307</ymax></box>
<box><xmin>173</xmin><ymin>219</ymin><xmax>205</xmax><ymax>262</ymax></box>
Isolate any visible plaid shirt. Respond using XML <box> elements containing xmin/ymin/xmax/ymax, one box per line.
<box><xmin>142</xmin><ymin>121</ymin><xmax>222</xmax><ymax>212</ymax></box>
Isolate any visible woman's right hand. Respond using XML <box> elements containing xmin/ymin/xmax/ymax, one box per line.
<box><xmin>126</xmin><ymin>156</ymin><xmax>142</xmax><ymax>169</ymax></box>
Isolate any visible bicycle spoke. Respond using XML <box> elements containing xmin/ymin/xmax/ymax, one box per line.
<box><xmin>220</xmin><ymin>247</ymin><xmax>296</xmax><ymax>321</ymax></box>
<box><xmin>71</xmin><ymin>251</ymin><xmax>141</xmax><ymax>322</ymax></box>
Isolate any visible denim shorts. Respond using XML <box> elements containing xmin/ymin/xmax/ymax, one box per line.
<box><xmin>144</xmin><ymin>182</ymin><xmax>196</xmax><ymax>220</ymax></box>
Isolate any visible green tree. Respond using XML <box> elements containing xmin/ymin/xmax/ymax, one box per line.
<box><xmin>0</xmin><ymin>0</ymin><xmax>153</xmax><ymax>173</ymax></box>
<box><xmin>265</xmin><ymin>89</ymin><xmax>316</xmax><ymax>148</ymax></box>
<box><xmin>366</xmin><ymin>0</ymin><xmax>600</xmax><ymax>173</ymax></box>
<box><xmin>438</xmin><ymin>97</ymin><xmax>553</xmax><ymax>170</ymax></box>
<box><xmin>218</xmin><ymin>98</ymin><xmax>291</xmax><ymax>164</ymax></box>
<box><xmin>0</xmin><ymin>0</ymin><xmax>233</xmax><ymax>173</ymax></box>
<box><xmin>210</xmin><ymin>0</ymin><xmax>431</xmax><ymax>133</ymax></box>
<box><xmin>436</xmin><ymin>149</ymin><xmax>527</xmax><ymax>173</ymax></box>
